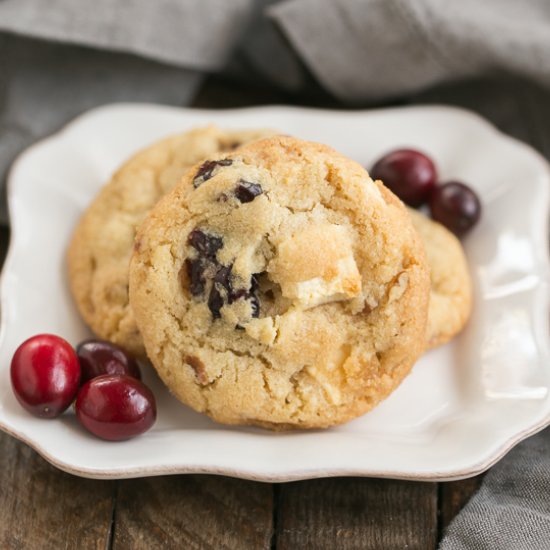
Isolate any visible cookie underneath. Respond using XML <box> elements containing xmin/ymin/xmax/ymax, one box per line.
<box><xmin>67</xmin><ymin>126</ymin><xmax>274</xmax><ymax>356</ymax></box>
<box><xmin>129</xmin><ymin>136</ymin><xmax>430</xmax><ymax>429</ymax></box>
<box><xmin>408</xmin><ymin>208</ymin><xmax>472</xmax><ymax>349</ymax></box>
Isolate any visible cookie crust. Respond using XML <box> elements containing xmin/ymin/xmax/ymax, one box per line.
<box><xmin>129</xmin><ymin>136</ymin><xmax>431</xmax><ymax>429</ymax></box>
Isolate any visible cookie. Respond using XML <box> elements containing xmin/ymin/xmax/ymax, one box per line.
<box><xmin>408</xmin><ymin>208</ymin><xmax>472</xmax><ymax>349</ymax></box>
<box><xmin>129</xmin><ymin>136</ymin><xmax>430</xmax><ymax>429</ymax></box>
<box><xmin>67</xmin><ymin>126</ymin><xmax>275</xmax><ymax>356</ymax></box>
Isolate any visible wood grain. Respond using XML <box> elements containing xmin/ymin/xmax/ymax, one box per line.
<box><xmin>113</xmin><ymin>475</ymin><xmax>273</xmax><ymax>550</ymax></box>
<box><xmin>0</xmin><ymin>430</ymin><xmax>114</xmax><ymax>550</ymax></box>
<box><xmin>275</xmin><ymin>478</ymin><xmax>437</xmax><ymax>550</ymax></box>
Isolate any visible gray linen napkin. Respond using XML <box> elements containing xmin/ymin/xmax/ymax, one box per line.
<box><xmin>0</xmin><ymin>33</ymin><xmax>201</xmax><ymax>222</ymax></box>
<box><xmin>268</xmin><ymin>0</ymin><xmax>550</xmax><ymax>101</ymax></box>
<box><xmin>440</xmin><ymin>427</ymin><xmax>550</xmax><ymax>550</ymax></box>
<box><xmin>1</xmin><ymin>1</ymin><xmax>550</xmax><ymax>548</ymax></box>
<box><xmin>2</xmin><ymin>0</ymin><xmax>550</xmax><ymax>198</ymax></box>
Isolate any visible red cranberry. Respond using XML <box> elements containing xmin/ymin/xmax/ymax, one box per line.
<box><xmin>429</xmin><ymin>181</ymin><xmax>481</xmax><ymax>236</ymax></box>
<box><xmin>75</xmin><ymin>375</ymin><xmax>156</xmax><ymax>441</ymax></box>
<box><xmin>76</xmin><ymin>339</ymin><xmax>141</xmax><ymax>383</ymax></box>
<box><xmin>371</xmin><ymin>149</ymin><xmax>437</xmax><ymax>207</ymax></box>
<box><xmin>10</xmin><ymin>334</ymin><xmax>80</xmax><ymax>418</ymax></box>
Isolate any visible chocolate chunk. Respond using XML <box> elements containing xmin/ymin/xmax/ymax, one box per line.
<box><xmin>184</xmin><ymin>258</ymin><xmax>206</xmax><ymax>296</ymax></box>
<box><xmin>188</xmin><ymin>229</ymin><xmax>223</xmax><ymax>258</ymax></box>
<box><xmin>193</xmin><ymin>159</ymin><xmax>233</xmax><ymax>188</ymax></box>
<box><xmin>235</xmin><ymin>180</ymin><xmax>263</xmax><ymax>203</ymax></box>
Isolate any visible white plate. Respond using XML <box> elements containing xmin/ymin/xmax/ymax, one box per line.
<box><xmin>0</xmin><ymin>104</ymin><xmax>549</xmax><ymax>481</ymax></box>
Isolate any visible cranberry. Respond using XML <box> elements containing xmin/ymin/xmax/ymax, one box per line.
<box><xmin>184</xmin><ymin>258</ymin><xmax>206</xmax><ymax>296</ymax></box>
<box><xmin>371</xmin><ymin>149</ymin><xmax>437</xmax><ymax>207</ymax></box>
<box><xmin>10</xmin><ymin>334</ymin><xmax>80</xmax><ymax>418</ymax></box>
<box><xmin>208</xmin><ymin>285</ymin><xmax>224</xmax><ymax>319</ymax></box>
<box><xmin>429</xmin><ymin>181</ymin><xmax>481</xmax><ymax>236</ymax></box>
<box><xmin>75</xmin><ymin>375</ymin><xmax>156</xmax><ymax>441</ymax></box>
<box><xmin>234</xmin><ymin>180</ymin><xmax>263</xmax><ymax>203</ymax></box>
<box><xmin>76</xmin><ymin>339</ymin><xmax>141</xmax><ymax>383</ymax></box>
<box><xmin>193</xmin><ymin>159</ymin><xmax>233</xmax><ymax>188</ymax></box>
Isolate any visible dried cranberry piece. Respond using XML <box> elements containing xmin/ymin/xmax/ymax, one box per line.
<box><xmin>228</xmin><ymin>273</ymin><xmax>261</xmax><ymax>309</ymax></box>
<box><xmin>214</xmin><ymin>265</ymin><xmax>232</xmax><ymax>292</ymax></box>
<box><xmin>208</xmin><ymin>265</ymin><xmax>233</xmax><ymax>318</ymax></box>
<box><xmin>250</xmin><ymin>273</ymin><xmax>260</xmax><ymax>291</ymax></box>
<box><xmin>229</xmin><ymin>288</ymin><xmax>247</xmax><ymax>303</ymax></box>
<box><xmin>235</xmin><ymin>180</ymin><xmax>263</xmax><ymax>203</ymax></box>
<box><xmin>193</xmin><ymin>159</ymin><xmax>233</xmax><ymax>188</ymax></box>
<box><xmin>250</xmin><ymin>294</ymin><xmax>260</xmax><ymax>318</ymax></box>
<box><xmin>208</xmin><ymin>286</ymin><xmax>224</xmax><ymax>319</ymax></box>
<box><xmin>188</xmin><ymin>229</ymin><xmax>223</xmax><ymax>258</ymax></box>
<box><xmin>185</xmin><ymin>258</ymin><xmax>206</xmax><ymax>296</ymax></box>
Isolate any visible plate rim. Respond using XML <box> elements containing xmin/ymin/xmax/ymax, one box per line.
<box><xmin>1</xmin><ymin>102</ymin><xmax>549</xmax><ymax>481</ymax></box>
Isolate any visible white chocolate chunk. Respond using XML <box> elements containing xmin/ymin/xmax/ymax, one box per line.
<box><xmin>268</xmin><ymin>223</ymin><xmax>362</xmax><ymax>309</ymax></box>
<box><xmin>306</xmin><ymin>366</ymin><xmax>342</xmax><ymax>405</ymax></box>
<box><xmin>388</xmin><ymin>272</ymin><xmax>409</xmax><ymax>303</ymax></box>
<box><xmin>280</xmin><ymin>256</ymin><xmax>362</xmax><ymax>309</ymax></box>
<box><xmin>245</xmin><ymin>317</ymin><xmax>278</xmax><ymax>345</ymax></box>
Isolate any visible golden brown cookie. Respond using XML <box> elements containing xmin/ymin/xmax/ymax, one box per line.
<box><xmin>129</xmin><ymin>136</ymin><xmax>430</xmax><ymax>429</ymax></box>
<box><xmin>408</xmin><ymin>208</ymin><xmax>472</xmax><ymax>349</ymax></box>
<box><xmin>67</xmin><ymin>126</ymin><xmax>274</xmax><ymax>356</ymax></box>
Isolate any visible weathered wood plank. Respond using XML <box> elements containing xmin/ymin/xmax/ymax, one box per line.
<box><xmin>113</xmin><ymin>475</ymin><xmax>273</xmax><ymax>550</ymax></box>
<box><xmin>276</xmin><ymin>478</ymin><xmax>437</xmax><ymax>550</ymax></box>
<box><xmin>0</xmin><ymin>430</ymin><xmax>114</xmax><ymax>550</ymax></box>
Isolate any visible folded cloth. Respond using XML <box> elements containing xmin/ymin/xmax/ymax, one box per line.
<box><xmin>0</xmin><ymin>0</ymin><xmax>255</xmax><ymax>70</ymax></box>
<box><xmin>2</xmin><ymin>0</ymin><xmax>550</xmax><ymax>211</ymax></box>
<box><xmin>268</xmin><ymin>0</ymin><xmax>550</xmax><ymax>101</ymax></box>
<box><xmin>440</xmin><ymin>427</ymin><xmax>550</xmax><ymax>550</ymax></box>
<box><xmin>2</xmin><ymin>0</ymin><xmax>550</xmax><ymax>101</ymax></box>
<box><xmin>0</xmin><ymin>33</ymin><xmax>201</xmax><ymax>223</ymax></box>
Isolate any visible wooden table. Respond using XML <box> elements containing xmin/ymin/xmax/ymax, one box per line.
<box><xmin>1</xmin><ymin>76</ymin><xmax>548</xmax><ymax>549</ymax></box>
